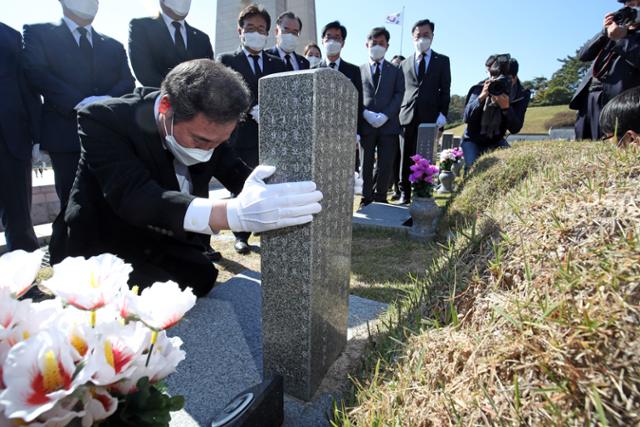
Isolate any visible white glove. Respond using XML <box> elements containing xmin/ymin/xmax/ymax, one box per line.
<box><xmin>436</xmin><ymin>113</ymin><xmax>447</xmax><ymax>128</ymax></box>
<box><xmin>374</xmin><ymin>113</ymin><xmax>389</xmax><ymax>128</ymax></box>
<box><xmin>249</xmin><ymin>105</ymin><xmax>260</xmax><ymax>124</ymax></box>
<box><xmin>226</xmin><ymin>165</ymin><xmax>323</xmax><ymax>233</ymax></box>
<box><xmin>31</xmin><ymin>144</ymin><xmax>43</xmax><ymax>164</ymax></box>
<box><xmin>75</xmin><ymin>95</ymin><xmax>111</xmax><ymax>110</ymax></box>
<box><xmin>363</xmin><ymin>109</ymin><xmax>377</xmax><ymax>126</ymax></box>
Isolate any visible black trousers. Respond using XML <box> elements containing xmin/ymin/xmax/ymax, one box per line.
<box><xmin>0</xmin><ymin>136</ymin><xmax>38</xmax><ymax>252</ymax></box>
<box><xmin>575</xmin><ymin>90</ymin><xmax>604</xmax><ymax>141</ymax></box>
<box><xmin>48</xmin><ymin>151</ymin><xmax>80</xmax><ymax>264</ymax></box>
<box><xmin>399</xmin><ymin>120</ymin><xmax>419</xmax><ymax>199</ymax></box>
<box><xmin>360</xmin><ymin>132</ymin><xmax>398</xmax><ymax>202</ymax></box>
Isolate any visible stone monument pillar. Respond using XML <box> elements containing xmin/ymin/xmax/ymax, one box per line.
<box><xmin>453</xmin><ymin>136</ymin><xmax>461</xmax><ymax>148</ymax></box>
<box><xmin>259</xmin><ymin>69</ymin><xmax>356</xmax><ymax>401</ymax></box>
<box><xmin>442</xmin><ymin>133</ymin><xmax>454</xmax><ymax>150</ymax></box>
<box><xmin>416</xmin><ymin>123</ymin><xmax>438</xmax><ymax>163</ymax></box>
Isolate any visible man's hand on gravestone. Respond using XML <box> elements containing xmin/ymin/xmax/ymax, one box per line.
<box><xmin>225</xmin><ymin>165</ymin><xmax>323</xmax><ymax>233</ymax></box>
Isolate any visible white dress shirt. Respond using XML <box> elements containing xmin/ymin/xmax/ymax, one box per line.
<box><xmin>154</xmin><ymin>96</ymin><xmax>214</xmax><ymax>235</ymax></box>
<box><xmin>414</xmin><ymin>49</ymin><xmax>432</xmax><ymax>77</ymax></box>
<box><xmin>62</xmin><ymin>16</ymin><xmax>93</xmax><ymax>46</ymax></box>
<box><xmin>160</xmin><ymin>11</ymin><xmax>188</xmax><ymax>48</ymax></box>
<box><xmin>276</xmin><ymin>46</ymin><xmax>300</xmax><ymax>70</ymax></box>
<box><xmin>369</xmin><ymin>59</ymin><xmax>384</xmax><ymax>82</ymax></box>
<box><xmin>326</xmin><ymin>57</ymin><xmax>341</xmax><ymax>69</ymax></box>
<box><xmin>242</xmin><ymin>47</ymin><xmax>263</xmax><ymax>75</ymax></box>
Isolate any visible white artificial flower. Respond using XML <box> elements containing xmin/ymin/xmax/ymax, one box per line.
<box><xmin>79</xmin><ymin>387</ymin><xmax>118</xmax><ymax>427</ymax></box>
<box><xmin>28</xmin><ymin>394</ymin><xmax>85</xmax><ymax>427</ymax></box>
<box><xmin>0</xmin><ymin>330</ymin><xmax>95</xmax><ymax>422</ymax></box>
<box><xmin>43</xmin><ymin>254</ymin><xmax>132</xmax><ymax>311</ymax></box>
<box><xmin>0</xmin><ymin>289</ymin><xmax>30</xmax><ymax>341</ymax></box>
<box><xmin>439</xmin><ymin>149</ymin><xmax>456</xmax><ymax>163</ymax></box>
<box><xmin>129</xmin><ymin>281</ymin><xmax>196</xmax><ymax>331</ymax></box>
<box><xmin>0</xmin><ymin>249</ymin><xmax>44</xmax><ymax>298</ymax></box>
<box><xmin>3</xmin><ymin>299</ymin><xmax>61</xmax><ymax>348</ymax></box>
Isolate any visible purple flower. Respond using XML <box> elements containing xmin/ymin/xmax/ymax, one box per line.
<box><xmin>410</xmin><ymin>154</ymin><xmax>423</xmax><ymax>163</ymax></box>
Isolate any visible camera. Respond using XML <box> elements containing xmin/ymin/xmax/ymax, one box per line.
<box><xmin>485</xmin><ymin>54</ymin><xmax>512</xmax><ymax>96</ymax></box>
<box><xmin>613</xmin><ymin>6</ymin><xmax>640</xmax><ymax>27</ymax></box>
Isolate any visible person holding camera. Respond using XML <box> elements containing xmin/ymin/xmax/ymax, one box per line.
<box><xmin>570</xmin><ymin>0</ymin><xmax>640</xmax><ymax>140</ymax></box>
<box><xmin>460</xmin><ymin>55</ymin><xmax>530</xmax><ymax>170</ymax></box>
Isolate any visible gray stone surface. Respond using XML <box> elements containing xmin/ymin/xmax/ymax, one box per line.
<box><xmin>453</xmin><ymin>136</ymin><xmax>461</xmax><ymax>148</ymax></box>
<box><xmin>167</xmin><ymin>272</ymin><xmax>388</xmax><ymax>427</ymax></box>
<box><xmin>416</xmin><ymin>123</ymin><xmax>438</xmax><ymax>163</ymax></box>
<box><xmin>258</xmin><ymin>68</ymin><xmax>357</xmax><ymax>401</ymax></box>
<box><xmin>549</xmin><ymin>127</ymin><xmax>576</xmax><ymax>141</ymax></box>
<box><xmin>442</xmin><ymin>133</ymin><xmax>454</xmax><ymax>150</ymax></box>
<box><xmin>507</xmin><ymin>133</ymin><xmax>550</xmax><ymax>142</ymax></box>
<box><xmin>353</xmin><ymin>202</ymin><xmax>410</xmax><ymax>235</ymax></box>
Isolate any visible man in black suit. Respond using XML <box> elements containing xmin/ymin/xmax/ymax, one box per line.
<box><xmin>398</xmin><ymin>19</ymin><xmax>451</xmax><ymax>204</ymax></box>
<box><xmin>570</xmin><ymin>0</ymin><xmax>640</xmax><ymax>140</ymax></box>
<box><xmin>0</xmin><ymin>22</ymin><xmax>40</xmax><ymax>252</ymax></box>
<box><xmin>218</xmin><ymin>3</ymin><xmax>286</xmax><ymax>255</ymax></box>
<box><xmin>128</xmin><ymin>0</ymin><xmax>214</xmax><ymax>88</ymax></box>
<box><xmin>23</xmin><ymin>0</ymin><xmax>135</xmax><ymax>263</ymax></box>
<box><xmin>266</xmin><ymin>11</ymin><xmax>309</xmax><ymax>71</ymax></box>
<box><xmin>65</xmin><ymin>60</ymin><xmax>322</xmax><ymax>297</ymax></box>
<box><xmin>359</xmin><ymin>27</ymin><xmax>404</xmax><ymax>206</ymax></box>
<box><xmin>315</xmin><ymin>21</ymin><xmax>364</xmax><ymax>170</ymax></box>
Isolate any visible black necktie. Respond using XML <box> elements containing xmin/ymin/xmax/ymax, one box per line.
<box><xmin>76</xmin><ymin>27</ymin><xmax>93</xmax><ymax>62</ymax></box>
<box><xmin>373</xmin><ymin>62</ymin><xmax>381</xmax><ymax>89</ymax></box>
<box><xmin>250</xmin><ymin>54</ymin><xmax>263</xmax><ymax>78</ymax></box>
<box><xmin>329</xmin><ymin>62</ymin><xmax>336</xmax><ymax>69</ymax></box>
<box><xmin>284</xmin><ymin>54</ymin><xmax>293</xmax><ymax>71</ymax></box>
<box><xmin>417</xmin><ymin>55</ymin><xmax>426</xmax><ymax>82</ymax></box>
<box><xmin>172</xmin><ymin>21</ymin><xmax>187</xmax><ymax>58</ymax></box>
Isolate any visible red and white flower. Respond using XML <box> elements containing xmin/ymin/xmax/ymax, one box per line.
<box><xmin>43</xmin><ymin>254</ymin><xmax>132</xmax><ymax>311</ymax></box>
<box><xmin>79</xmin><ymin>387</ymin><xmax>118</xmax><ymax>426</ymax></box>
<box><xmin>28</xmin><ymin>394</ymin><xmax>85</xmax><ymax>427</ymax></box>
<box><xmin>0</xmin><ymin>250</ymin><xmax>44</xmax><ymax>298</ymax></box>
<box><xmin>0</xmin><ymin>330</ymin><xmax>94</xmax><ymax>422</ymax></box>
<box><xmin>4</xmin><ymin>299</ymin><xmax>61</xmax><ymax>348</ymax></box>
<box><xmin>129</xmin><ymin>281</ymin><xmax>196</xmax><ymax>331</ymax></box>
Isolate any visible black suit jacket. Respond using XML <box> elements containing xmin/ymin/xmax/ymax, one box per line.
<box><xmin>399</xmin><ymin>51</ymin><xmax>451</xmax><ymax>126</ymax></box>
<box><xmin>128</xmin><ymin>16</ymin><xmax>214</xmax><ymax>88</ymax></box>
<box><xmin>65</xmin><ymin>87</ymin><xmax>251</xmax><ymax>259</ymax></box>
<box><xmin>316</xmin><ymin>59</ymin><xmax>364</xmax><ymax>133</ymax></box>
<box><xmin>217</xmin><ymin>49</ymin><xmax>285</xmax><ymax>161</ymax></box>
<box><xmin>22</xmin><ymin>20</ymin><xmax>135</xmax><ymax>153</ymax></box>
<box><xmin>266</xmin><ymin>47</ymin><xmax>310</xmax><ymax>70</ymax></box>
<box><xmin>360</xmin><ymin>60</ymin><xmax>404</xmax><ymax>135</ymax></box>
<box><xmin>0</xmin><ymin>22</ymin><xmax>41</xmax><ymax>160</ymax></box>
<box><xmin>570</xmin><ymin>29</ymin><xmax>640</xmax><ymax>111</ymax></box>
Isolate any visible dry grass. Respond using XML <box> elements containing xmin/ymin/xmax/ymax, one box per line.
<box><xmin>335</xmin><ymin>141</ymin><xmax>640</xmax><ymax>425</ymax></box>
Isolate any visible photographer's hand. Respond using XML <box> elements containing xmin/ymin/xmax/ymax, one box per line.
<box><xmin>603</xmin><ymin>12</ymin><xmax>614</xmax><ymax>30</ymax></box>
<box><xmin>605</xmin><ymin>12</ymin><xmax>628</xmax><ymax>40</ymax></box>
<box><xmin>478</xmin><ymin>80</ymin><xmax>491</xmax><ymax>103</ymax></box>
<box><xmin>493</xmin><ymin>94</ymin><xmax>510</xmax><ymax>110</ymax></box>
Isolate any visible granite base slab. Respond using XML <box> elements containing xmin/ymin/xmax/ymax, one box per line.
<box><xmin>167</xmin><ymin>271</ymin><xmax>387</xmax><ymax>427</ymax></box>
<box><xmin>352</xmin><ymin>202</ymin><xmax>411</xmax><ymax>235</ymax></box>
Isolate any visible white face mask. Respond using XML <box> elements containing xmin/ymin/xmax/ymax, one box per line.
<box><xmin>369</xmin><ymin>45</ymin><xmax>386</xmax><ymax>62</ymax></box>
<box><xmin>162</xmin><ymin>0</ymin><xmax>191</xmax><ymax>17</ymax></box>
<box><xmin>324</xmin><ymin>40</ymin><xmax>342</xmax><ymax>57</ymax></box>
<box><xmin>415</xmin><ymin>37</ymin><xmax>432</xmax><ymax>54</ymax></box>
<box><xmin>277</xmin><ymin>33</ymin><xmax>299</xmax><ymax>53</ymax></box>
<box><xmin>62</xmin><ymin>0</ymin><xmax>99</xmax><ymax>20</ymax></box>
<box><xmin>163</xmin><ymin>116</ymin><xmax>214</xmax><ymax>166</ymax></box>
<box><xmin>241</xmin><ymin>31</ymin><xmax>267</xmax><ymax>52</ymax></box>
<box><xmin>306</xmin><ymin>56</ymin><xmax>321</xmax><ymax>68</ymax></box>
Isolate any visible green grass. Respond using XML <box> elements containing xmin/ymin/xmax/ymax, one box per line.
<box><xmin>447</xmin><ymin>104</ymin><xmax>572</xmax><ymax>136</ymax></box>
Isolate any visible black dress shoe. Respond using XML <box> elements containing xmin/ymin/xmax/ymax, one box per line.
<box><xmin>203</xmin><ymin>248</ymin><xmax>222</xmax><ymax>262</ymax></box>
<box><xmin>234</xmin><ymin>240</ymin><xmax>251</xmax><ymax>255</ymax></box>
<box><xmin>359</xmin><ymin>198</ymin><xmax>372</xmax><ymax>208</ymax></box>
<box><xmin>390</xmin><ymin>192</ymin><xmax>401</xmax><ymax>201</ymax></box>
<box><xmin>398</xmin><ymin>196</ymin><xmax>411</xmax><ymax>205</ymax></box>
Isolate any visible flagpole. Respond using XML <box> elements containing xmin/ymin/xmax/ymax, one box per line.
<box><xmin>400</xmin><ymin>5</ymin><xmax>405</xmax><ymax>56</ymax></box>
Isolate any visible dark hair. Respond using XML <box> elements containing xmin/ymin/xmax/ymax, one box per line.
<box><xmin>411</xmin><ymin>19</ymin><xmax>435</xmax><ymax>34</ymax></box>
<box><xmin>391</xmin><ymin>55</ymin><xmax>406</xmax><ymax>62</ymax></box>
<box><xmin>321</xmin><ymin>20</ymin><xmax>347</xmax><ymax>40</ymax></box>
<box><xmin>600</xmin><ymin>86</ymin><xmax>640</xmax><ymax>137</ymax></box>
<box><xmin>367</xmin><ymin>27</ymin><xmax>390</xmax><ymax>42</ymax></box>
<box><xmin>303</xmin><ymin>43</ymin><xmax>321</xmax><ymax>56</ymax></box>
<box><xmin>161</xmin><ymin>59</ymin><xmax>251</xmax><ymax>124</ymax></box>
<box><xmin>508</xmin><ymin>58</ymin><xmax>519</xmax><ymax>77</ymax></box>
<box><xmin>238</xmin><ymin>3</ymin><xmax>271</xmax><ymax>32</ymax></box>
<box><xmin>276</xmin><ymin>11</ymin><xmax>302</xmax><ymax>31</ymax></box>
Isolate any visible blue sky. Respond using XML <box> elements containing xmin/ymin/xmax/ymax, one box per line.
<box><xmin>4</xmin><ymin>0</ymin><xmax>614</xmax><ymax>95</ymax></box>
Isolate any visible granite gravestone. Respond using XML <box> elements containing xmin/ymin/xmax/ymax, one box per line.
<box><xmin>416</xmin><ymin>123</ymin><xmax>438</xmax><ymax>163</ymax></box>
<box><xmin>453</xmin><ymin>136</ymin><xmax>461</xmax><ymax>148</ymax></box>
<box><xmin>442</xmin><ymin>133</ymin><xmax>454</xmax><ymax>150</ymax></box>
<box><xmin>259</xmin><ymin>68</ymin><xmax>357</xmax><ymax>401</ymax></box>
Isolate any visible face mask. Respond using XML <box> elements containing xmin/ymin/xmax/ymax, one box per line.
<box><xmin>306</xmin><ymin>56</ymin><xmax>321</xmax><ymax>68</ymax></box>
<box><xmin>242</xmin><ymin>31</ymin><xmax>267</xmax><ymax>51</ymax></box>
<box><xmin>163</xmin><ymin>116</ymin><xmax>214</xmax><ymax>166</ymax></box>
<box><xmin>278</xmin><ymin>33</ymin><xmax>299</xmax><ymax>53</ymax></box>
<box><xmin>324</xmin><ymin>40</ymin><xmax>342</xmax><ymax>56</ymax></box>
<box><xmin>369</xmin><ymin>45</ymin><xmax>386</xmax><ymax>61</ymax></box>
<box><xmin>415</xmin><ymin>37</ymin><xmax>432</xmax><ymax>54</ymax></box>
<box><xmin>162</xmin><ymin>0</ymin><xmax>191</xmax><ymax>17</ymax></box>
<box><xmin>62</xmin><ymin>0</ymin><xmax>99</xmax><ymax>20</ymax></box>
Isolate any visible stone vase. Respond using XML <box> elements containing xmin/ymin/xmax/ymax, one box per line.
<box><xmin>452</xmin><ymin>160</ymin><xmax>463</xmax><ymax>177</ymax></box>
<box><xmin>408</xmin><ymin>196</ymin><xmax>439</xmax><ymax>241</ymax></box>
<box><xmin>437</xmin><ymin>170</ymin><xmax>455</xmax><ymax>193</ymax></box>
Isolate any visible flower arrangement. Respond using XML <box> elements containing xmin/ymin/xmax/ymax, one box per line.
<box><xmin>0</xmin><ymin>250</ymin><xmax>196</xmax><ymax>426</ymax></box>
<box><xmin>409</xmin><ymin>154</ymin><xmax>439</xmax><ymax>198</ymax></box>
<box><xmin>439</xmin><ymin>148</ymin><xmax>464</xmax><ymax>172</ymax></box>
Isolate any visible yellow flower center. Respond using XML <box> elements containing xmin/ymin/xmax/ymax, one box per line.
<box><xmin>42</xmin><ymin>350</ymin><xmax>64</xmax><ymax>392</ymax></box>
<box><xmin>22</xmin><ymin>331</ymin><xmax>30</xmax><ymax>340</ymax></box>
<box><xmin>71</xmin><ymin>334</ymin><xmax>88</xmax><ymax>357</ymax></box>
<box><xmin>90</xmin><ymin>271</ymin><xmax>99</xmax><ymax>288</ymax></box>
<box><xmin>104</xmin><ymin>340</ymin><xmax>115</xmax><ymax>370</ymax></box>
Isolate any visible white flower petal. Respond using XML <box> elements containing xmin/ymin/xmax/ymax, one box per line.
<box><xmin>0</xmin><ymin>250</ymin><xmax>44</xmax><ymax>298</ymax></box>
<box><xmin>131</xmin><ymin>281</ymin><xmax>196</xmax><ymax>331</ymax></box>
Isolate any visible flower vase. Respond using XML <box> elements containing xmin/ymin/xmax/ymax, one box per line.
<box><xmin>408</xmin><ymin>197</ymin><xmax>440</xmax><ymax>241</ymax></box>
<box><xmin>452</xmin><ymin>160</ymin><xmax>463</xmax><ymax>177</ymax></box>
<box><xmin>437</xmin><ymin>170</ymin><xmax>455</xmax><ymax>193</ymax></box>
